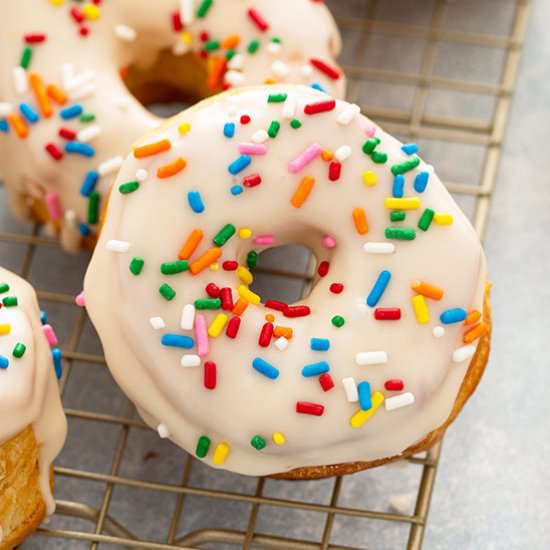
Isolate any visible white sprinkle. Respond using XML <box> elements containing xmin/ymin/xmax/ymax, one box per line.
<box><xmin>267</xmin><ymin>42</ymin><xmax>282</xmax><ymax>54</ymax></box>
<box><xmin>157</xmin><ymin>424</ymin><xmax>170</xmax><ymax>438</ymax></box>
<box><xmin>106</xmin><ymin>239</ymin><xmax>130</xmax><ymax>253</ymax></box>
<box><xmin>65</xmin><ymin>69</ymin><xmax>95</xmax><ymax>92</ymax></box>
<box><xmin>334</xmin><ymin>145</ymin><xmax>352</xmax><ymax>162</ymax></box>
<box><xmin>275</xmin><ymin>336</ymin><xmax>289</xmax><ymax>351</ymax></box>
<box><xmin>181</xmin><ymin>354</ymin><xmax>201</xmax><ymax>368</ymax></box>
<box><xmin>115</xmin><ymin>24</ymin><xmax>137</xmax><ymax>42</ymax></box>
<box><xmin>225</xmin><ymin>70</ymin><xmax>246</xmax><ymax>86</ymax></box>
<box><xmin>180</xmin><ymin>304</ymin><xmax>195</xmax><ymax>331</ymax></box>
<box><xmin>355</xmin><ymin>351</ymin><xmax>388</xmax><ymax>366</ymax></box>
<box><xmin>69</xmin><ymin>83</ymin><xmax>96</xmax><ymax>101</ymax></box>
<box><xmin>227</xmin><ymin>54</ymin><xmax>244</xmax><ymax>71</ymax></box>
<box><xmin>385</xmin><ymin>392</ymin><xmax>415</xmax><ymax>411</ymax></box>
<box><xmin>282</xmin><ymin>94</ymin><xmax>297</xmax><ymax>119</ymax></box>
<box><xmin>136</xmin><ymin>168</ymin><xmax>149</xmax><ymax>182</ymax></box>
<box><xmin>251</xmin><ymin>129</ymin><xmax>269</xmax><ymax>144</ymax></box>
<box><xmin>172</xmin><ymin>41</ymin><xmax>190</xmax><ymax>56</ymax></box>
<box><xmin>76</xmin><ymin>125</ymin><xmax>101</xmax><ymax>143</ymax></box>
<box><xmin>342</xmin><ymin>377</ymin><xmax>358</xmax><ymax>402</ymax></box>
<box><xmin>271</xmin><ymin>60</ymin><xmax>289</xmax><ymax>78</ymax></box>
<box><xmin>337</xmin><ymin>103</ymin><xmax>360</xmax><ymax>125</ymax></box>
<box><xmin>0</xmin><ymin>102</ymin><xmax>14</xmax><ymax>117</ymax></box>
<box><xmin>180</xmin><ymin>0</ymin><xmax>194</xmax><ymax>25</ymax></box>
<box><xmin>301</xmin><ymin>64</ymin><xmax>314</xmax><ymax>77</ymax></box>
<box><xmin>60</xmin><ymin>63</ymin><xmax>75</xmax><ymax>89</ymax></box>
<box><xmin>452</xmin><ymin>345</ymin><xmax>476</xmax><ymax>363</ymax></box>
<box><xmin>98</xmin><ymin>156</ymin><xmax>124</xmax><ymax>176</ymax></box>
<box><xmin>64</xmin><ymin>209</ymin><xmax>76</xmax><ymax>224</ymax></box>
<box><xmin>432</xmin><ymin>326</ymin><xmax>445</xmax><ymax>338</ymax></box>
<box><xmin>12</xmin><ymin>67</ymin><xmax>28</xmax><ymax>95</ymax></box>
<box><xmin>149</xmin><ymin>317</ymin><xmax>165</xmax><ymax>330</ymax></box>
<box><xmin>363</xmin><ymin>242</ymin><xmax>395</xmax><ymax>254</ymax></box>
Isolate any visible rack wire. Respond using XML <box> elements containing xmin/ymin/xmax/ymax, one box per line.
<box><xmin>0</xmin><ymin>0</ymin><xmax>529</xmax><ymax>548</ymax></box>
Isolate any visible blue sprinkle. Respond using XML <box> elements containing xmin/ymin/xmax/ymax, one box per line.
<box><xmin>366</xmin><ymin>270</ymin><xmax>391</xmax><ymax>308</ymax></box>
<box><xmin>187</xmin><ymin>191</ymin><xmax>205</xmax><ymax>213</ymax></box>
<box><xmin>161</xmin><ymin>334</ymin><xmax>195</xmax><ymax>349</ymax></box>
<box><xmin>60</xmin><ymin>104</ymin><xmax>83</xmax><ymax>120</ymax></box>
<box><xmin>310</xmin><ymin>338</ymin><xmax>330</xmax><ymax>352</ymax></box>
<box><xmin>65</xmin><ymin>141</ymin><xmax>95</xmax><ymax>157</ymax></box>
<box><xmin>252</xmin><ymin>357</ymin><xmax>279</xmax><ymax>379</ymax></box>
<box><xmin>0</xmin><ymin>119</ymin><xmax>9</xmax><ymax>133</ymax></box>
<box><xmin>358</xmin><ymin>381</ymin><xmax>372</xmax><ymax>411</ymax></box>
<box><xmin>52</xmin><ymin>348</ymin><xmax>62</xmax><ymax>379</ymax></box>
<box><xmin>230</xmin><ymin>185</ymin><xmax>243</xmax><ymax>196</ymax></box>
<box><xmin>302</xmin><ymin>361</ymin><xmax>330</xmax><ymax>377</ymax></box>
<box><xmin>228</xmin><ymin>154</ymin><xmax>252</xmax><ymax>175</ymax></box>
<box><xmin>440</xmin><ymin>308</ymin><xmax>468</xmax><ymax>325</ymax></box>
<box><xmin>0</xmin><ymin>355</ymin><xmax>9</xmax><ymax>370</ymax></box>
<box><xmin>392</xmin><ymin>175</ymin><xmax>405</xmax><ymax>198</ymax></box>
<box><xmin>40</xmin><ymin>310</ymin><xmax>48</xmax><ymax>325</ymax></box>
<box><xmin>79</xmin><ymin>223</ymin><xmax>91</xmax><ymax>237</ymax></box>
<box><xmin>19</xmin><ymin>102</ymin><xmax>40</xmax><ymax>124</ymax></box>
<box><xmin>414</xmin><ymin>171</ymin><xmax>430</xmax><ymax>193</ymax></box>
<box><xmin>80</xmin><ymin>170</ymin><xmax>99</xmax><ymax>197</ymax></box>
<box><xmin>401</xmin><ymin>143</ymin><xmax>418</xmax><ymax>155</ymax></box>
<box><xmin>223</xmin><ymin>122</ymin><xmax>235</xmax><ymax>138</ymax></box>
<box><xmin>311</xmin><ymin>82</ymin><xmax>327</xmax><ymax>92</ymax></box>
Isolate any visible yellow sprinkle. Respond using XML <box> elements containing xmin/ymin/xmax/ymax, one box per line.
<box><xmin>178</xmin><ymin>122</ymin><xmax>191</xmax><ymax>135</ymax></box>
<box><xmin>208</xmin><ymin>313</ymin><xmax>228</xmax><ymax>337</ymax></box>
<box><xmin>213</xmin><ymin>442</ymin><xmax>230</xmax><ymax>465</ymax></box>
<box><xmin>362</xmin><ymin>170</ymin><xmax>377</xmax><ymax>187</ymax></box>
<box><xmin>239</xmin><ymin>227</ymin><xmax>252</xmax><ymax>239</ymax></box>
<box><xmin>82</xmin><ymin>3</ymin><xmax>101</xmax><ymax>20</ymax></box>
<box><xmin>350</xmin><ymin>392</ymin><xmax>384</xmax><ymax>429</ymax></box>
<box><xmin>412</xmin><ymin>295</ymin><xmax>430</xmax><ymax>324</ymax></box>
<box><xmin>384</xmin><ymin>197</ymin><xmax>421</xmax><ymax>210</ymax></box>
<box><xmin>434</xmin><ymin>213</ymin><xmax>454</xmax><ymax>225</ymax></box>
<box><xmin>272</xmin><ymin>432</ymin><xmax>286</xmax><ymax>445</ymax></box>
<box><xmin>209</xmin><ymin>262</ymin><xmax>219</xmax><ymax>271</ymax></box>
<box><xmin>238</xmin><ymin>285</ymin><xmax>261</xmax><ymax>305</ymax></box>
<box><xmin>180</xmin><ymin>31</ymin><xmax>193</xmax><ymax>44</ymax></box>
<box><xmin>50</xmin><ymin>0</ymin><xmax>65</xmax><ymax>5</ymax></box>
<box><xmin>0</xmin><ymin>324</ymin><xmax>11</xmax><ymax>336</ymax></box>
<box><xmin>237</xmin><ymin>266</ymin><xmax>253</xmax><ymax>285</ymax></box>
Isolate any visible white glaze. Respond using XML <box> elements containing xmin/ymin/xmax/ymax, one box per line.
<box><xmin>84</xmin><ymin>86</ymin><xmax>487</xmax><ymax>475</ymax></box>
<box><xmin>0</xmin><ymin>267</ymin><xmax>67</xmax><ymax>514</ymax></box>
<box><xmin>0</xmin><ymin>0</ymin><xmax>343</xmax><ymax>251</ymax></box>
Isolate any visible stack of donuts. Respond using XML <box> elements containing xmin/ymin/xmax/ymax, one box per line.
<box><xmin>0</xmin><ymin>1</ymin><xmax>491</xmax><ymax>547</ymax></box>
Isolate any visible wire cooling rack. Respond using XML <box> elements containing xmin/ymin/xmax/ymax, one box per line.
<box><xmin>0</xmin><ymin>0</ymin><xmax>528</xmax><ymax>548</ymax></box>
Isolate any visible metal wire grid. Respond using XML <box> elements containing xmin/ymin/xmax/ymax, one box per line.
<box><xmin>0</xmin><ymin>0</ymin><xmax>528</xmax><ymax>548</ymax></box>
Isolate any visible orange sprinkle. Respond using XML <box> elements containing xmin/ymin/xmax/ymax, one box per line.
<box><xmin>29</xmin><ymin>73</ymin><xmax>52</xmax><ymax>118</ymax></box>
<box><xmin>463</xmin><ymin>322</ymin><xmax>489</xmax><ymax>344</ymax></box>
<box><xmin>133</xmin><ymin>139</ymin><xmax>171</xmax><ymax>159</ymax></box>
<box><xmin>178</xmin><ymin>229</ymin><xmax>203</xmax><ymax>260</ymax></box>
<box><xmin>321</xmin><ymin>149</ymin><xmax>333</xmax><ymax>162</ymax></box>
<box><xmin>119</xmin><ymin>65</ymin><xmax>129</xmax><ymax>79</ymax></box>
<box><xmin>264</xmin><ymin>77</ymin><xmax>277</xmax><ymax>85</ymax></box>
<box><xmin>157</xmin><ymin>156</ymin><xmax>186</xmax><ymax>179</ymax></box>
<box><xmin>411</xmin><ymin>280</ymin><xmax>444</xmax><ymax>301</ymax></box>
<box><xmin>46</xmin><ymin>84</ymin><xmax>67</xmax><ymax>105</ymax></box>
<box><xmin>221</xmin><ymin>34</ymin><xmax>241</xmax><ymax>49</ymax></box>
<box><xmin>232</xmin><ymin>297</ymin><xmax>249</xmax><ymax>316</ymax></box>
<box><xmin>273</xmin><ymin>326</ymin><xmax>293</xmax><ymax>339</ymax></box>
<box><xmin>290</xmin><ymin>176</ymin><xmax>315</xmax><ymax>208</ymax></box>
<box><xmin>265</xmin><ymin>313</ymin><xmax>275</xmax><ymax>322</ymax></box>
<box><xmin>352</xmin><ymin>208</ymin><xmax>369</xmax><ymax>235</ymax></box>
<box><xmin>465</xmin><ymin>309</ymin><xmax>481</xmax><ymax>325</ymax></box>
<box><xmin>8</xmin><ymin>113</ymin><xmax>28</xmax><ymax>139</ymax></box>
<box><xmin>207</xmin><ymin>56</ymin><xmax>227</xmax><ymax>91</ymax></box>
<box><xmin>190</xmin><ymin>247</ymin><xmax>222</xmax><ymax>275</ymax></box>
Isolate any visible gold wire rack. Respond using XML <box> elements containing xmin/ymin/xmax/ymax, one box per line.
<box><xmin>0</xmin><ymin>0</ymin><xmax>529</xmax><ymax>548</ymax></box>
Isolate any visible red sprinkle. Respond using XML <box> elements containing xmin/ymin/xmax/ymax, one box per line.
<box><xmin>240</xmin><ymin>114</ymin><xmax>251</xmax><ymax>125</ymax></box>
<box><xmin>58</xmin><ymin>127</ymin><xmax>77</xmax><ymax>140</ymax></box>
<box><xmin>220</xmin><ymin>287</ymin><xmax>234</xmax><ymax>311</ymax></box>
<box><xmin>226</xmin><ymin>316</ymin><xmax>241</xmax><ymax>339</ymax></box>
<box><xmin>24</xmin><ymin>34</ymin><xmax>47</xmax><ymax>44</ymax></box>
<box><xmin>243</xmin><ymin>173</ymin><xmax>262</xmax><ymax>187</ymax></box>
<box><xmin>374</xmin><ymin>308</ymin><xmax>402</xmax><ymax>321</ymax></box>
<box><xmin>384</xmin><ymin>379</ymin><xmax>404</xmax><ymax>391</ymax></box>
<box><xmin>70</xmin><ymin>7</ymin><xmax>84</xmax><ymax>23</ymax></box>
<box><xmin>319</xmin><ymin>373</ymin><xmax>335</xmax><ymax>392</ymax></box>
<box><xmin>296</xmin><ymin>401</ymin><xmax>324</xmax><ymax>416</ymax></box>
<box><xmin>329</xmin><ymin>161</ymin><xmax>341</xmax><ymax>181</ymax></box>
<box><xmin>304</xmin><ymin>99</ymin><xmax>337</xmax><ymax>115</ymax></box>
<box><xmin>204</xmin><ymin>361</ymin><xmax>216</xmax><ymax>390</ymax></box>
<box><xmin>259</xmin><ymin>322</ymin><xmax>274</xmax><ymax>347</ymax></box>
<box><xmin>222</xmin><ymin>260</ymin><xmax>238</xmax><ymax>271</ymax></box>
<box><xmin>247</xmin><ymin>8</ymin><xmax>270</xmax><ymax>32</ymax></box>
<box><xmin>318</xmin><ymin>261</ymin><xmax>330</xmax><ymax>277</ymax></box>
<box><xmin>265</xmin><ymin>299</ymin><xmax>287</xmax><ymax>312</ymax></box>
<box><xmin>79</xmin><ymin>26</ymin><xmax>90</xmax><ymax>37</ymax></box>
<box><xmin>310</xmin><ymin>58</ymin><xmax>341</xmax><ymax>80</ymax></box>
<box><xmin>171</xmin><ymin>11</ymin><xmax>184</xmax><ymax>32</ymax></box>
<box><xmin>45</xmin><ymin>143</ymin><xmax>63</xmax><ymax>161</ymax></box>
<box><xmin>329</xmin><ymin>283</ymin><xmax>344</xmax><ymax>294</ymax></box>
<box><xmin>206</xmin><ymin>283</ymin><xmax>221</xmax><ymax>298</ymax></box>
<box><xmin>284</xmin><ymin>305</ymin><xmax>311</xmax><ymax>318</ymax></box>
<box><xmin>199</xmin><ymin>30</ymin><xmax>209</xmax><ymax>42</ymax></box>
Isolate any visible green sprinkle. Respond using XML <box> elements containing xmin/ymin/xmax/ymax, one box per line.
<box><xmin>371</xmin><ymin>151</ymin><xmax>388</xmax><ymax>164</ymax></box>
<box><xmin>12</xmin><ymin>343</ymin><xmax>26</xmax><ymax>359</ymax></box>
<box><xmin>331</xmin><ymin>315</ymin><xmax>345</xmax><ymax>328</ymax></box>
<box><xmin>129</xmin><ymin>257</ymin><xmax>144</xmax><ymax>275</ymax></box>
<box><xmin>159</xmin><ymin>283</ymin><xmax>176</xmax><ymax>301</ymax></box>
<box><xmin>194</xmin><ymin>298</ymin><xmax>221</xmax><ymax>310</ymax></box>
<box><xmin>196</xmin><ymin>435</ymin><xmax>211</xmax><ymax>458</ymax></box>
<box><xmin>196</xmin><ymin>0</ymin><xmax>213</xmax><ymax>18</ymax></box>
<box><xmin>271</xmin><ymin>36</ymin><xmax>282</xmax><ymax>44</ymax></box>
<box><xmin>79</xmin><ymin>113</ymin><xmax>96</xmax><ymax>123</ymax></box>
<box><xmin>385</xmin><ymin>227</ymin><xmax>416</xmax><ymax>241</ymax></box>
<box><xmin>267</xmin><ymin>120</ymin><xmax>280</xmax><ymax>138</ymax></box>
<box><xmin>160</xmin><ymin>260</ymin><xmax>189</xmax><ymax>275</ymax></box>
<box><xmin>87</xmin><ymin>191</ymin><xmax>100</xmax><ymax>225</ymax></box>
<box><xmin>203</xmin><ymin>39</ymin><xmax>220</xmax><ymax>51</ymax></box>
<box><xmin>418</xmin><ymin>208</ymin><xmax>435</xmax><ymax>231</ymax></box>
<box><xmin>290</xmin><ymin>118</ymin><xmax>302</xmax><ymax>129</ymax></box>
<box><xmin>391</xmin><ymin>157</ymin><xmax>420</xmax><ymax>176</ymax></box>
<box><xmin>225</xmin><ymin>49</ymin><xmax>236</xmax><ymax>60</ymax></box>
<box><xmin>119</xmin><ymin>180</ymin><xmax>140</xmax><ymax>194</ymax></box>
<box><xmin>247</xmin><ymin>39</ymin><xmax>260</xmax><ymax>54</ymax></box>
<box><xmin>250</xmin><ymin>435</ymin><xmax>267</xmax><ymax>451</ymax></box>
<box><xmin>268</xmin><ymin>93</ymin><xmax>288</xmax><ymax>103</ymax></box>
<box><xmin>390</xmin><ymin>211</ymin><xmax>406</xmax><ymax>222</ymax></box>
<box><xmin>20</xmin><ymin>46</ymin><xmax>32</xmax><ymax>69</ymax></box>
<box><xmin>362</xmin><ymin>137</ymin><xmax>380</xmax><ymax>155</ymax></box>
<box><xmin>247</xmin><ymin>250</ymin><xmax>258</xmax><ymax>269</ymax></box>
<box><xmin>213</xmin><ymin>223</ymin><xmax>236</xmax><ymax>247</ymax></box>
<box><xmin>0</xmin><ymin>283</ymin><xmax>9</xmax><ymax>294</ymax></box>
<box><xmin>2</xmin><ymin>297</ymin><xmax>18</xmax><ymax>307</ymax></box>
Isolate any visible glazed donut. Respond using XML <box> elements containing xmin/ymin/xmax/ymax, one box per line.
<box><xmin>0</xmin><ymin>267</ymin><xmax>66</xmax><ymax>549</ymax></box>
<box><xmin>84</xmin><ymin>85</ymin><xmax>491</xmax><ymax>477</ymax></box>
<box><xmin>0</xmin><ymin>0</ymin><xmax>343</xmax><ymax>252</ymax></box>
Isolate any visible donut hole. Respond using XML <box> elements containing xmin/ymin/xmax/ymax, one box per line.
<box><xmin>249</xmin><ymin>244</ymin><xmax>317</xmax><ymax>305</ymax></box>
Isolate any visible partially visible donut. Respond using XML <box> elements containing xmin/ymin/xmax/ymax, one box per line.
<box><xmin>0</xmin><ymin>0</ymin><xmax>343</xmax><ymax>251</ymax></box>
<box><xmin>84</xmin><ymin>85</ymin><xmax>490</xmax><ymax>477</ymax></box>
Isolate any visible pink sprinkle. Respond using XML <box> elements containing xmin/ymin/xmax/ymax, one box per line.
<box><xmin>75</xmin><ymin>291</ymin><xmax>86</xmax><ymax>307</ymax></box>
<box><xmin>42</xmin><ymin>324</ymin><xmax>58</xmax><ymax>347</ymax></box>
<box><xmin>238</xmin><ymin>142</ymin><xmax>267</xmax><ymax>155</ymax></box>
<box><xmin>322</xmin><ymin>235</ymin><xmax>337</xmax><ymax>249</ymax></box>
<box><xmin>45</xmin><ymin>192</ymin><xmax>62</xmax><ymax>221</ymax></box>
<box><xmin>253</xmin><ymin>234</ymin><xmax>275</xmax><ymax>246</ymax></box>
<box><xmin>195</xmin><ymin>314</ymin><xmax>209</xmax><ymax>357</ymax></box>
<box><xmin>288</xmin><ymin>143</ymin><xmax>322</xmax><ymax>174</ymax></box>
<box><xmin>365</xmin><ymin>124</ymin><xmax>376</xmax><ymax>138</ymax></box>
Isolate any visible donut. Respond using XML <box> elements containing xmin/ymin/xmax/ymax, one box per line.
<box><xmin>83</xmin><ymin>85</ymin><xmax>491</xmax><ymax>478</ymax></box>
<box><xmin>0</xmin><ymin>0</ymin><xmax>343</xmax><ymax>252</ymax></box>
<box><xmin>0</xmin><ymin>267</ymin><xmax>67</xmax><ymax>549</ymax></box>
